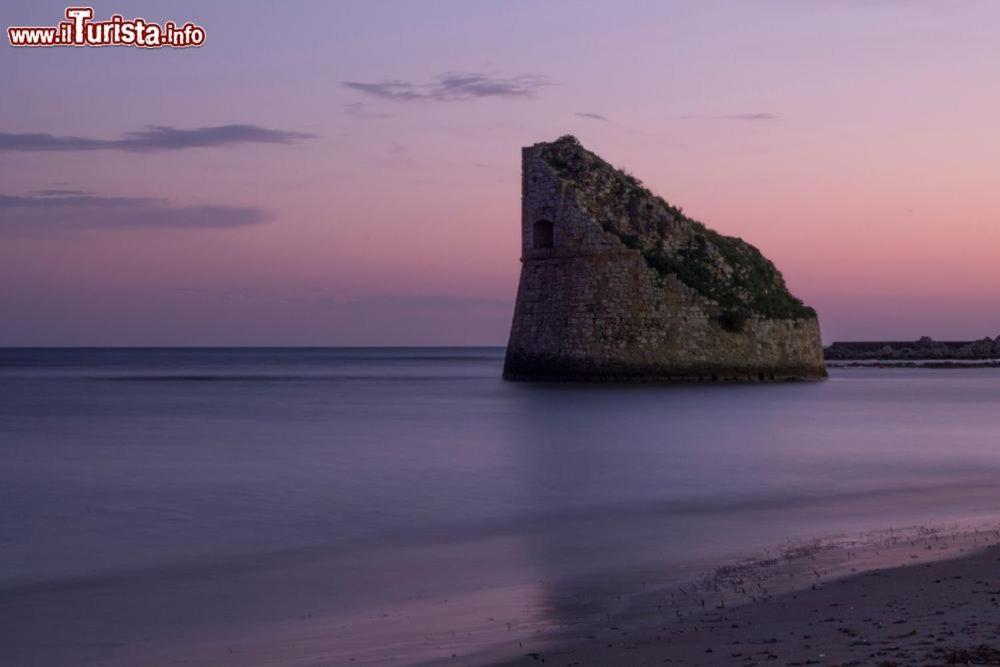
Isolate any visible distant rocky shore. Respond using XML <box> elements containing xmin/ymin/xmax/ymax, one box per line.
<box><xmin>825</xmin><ymin>336</ymin><xmax>1000</xmax><ymax>360</ymax></box>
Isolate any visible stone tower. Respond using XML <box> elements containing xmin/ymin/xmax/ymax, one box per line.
<box><xmin>503</xmin><ymin>136</ymin><xmax>826</xmax><ymax>382</ymax></box>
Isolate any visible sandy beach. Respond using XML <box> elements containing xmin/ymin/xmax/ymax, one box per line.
<box><xmin>7</xmin><ymin>520</ymin><xmax>1000</xmax><ymax>665</ymax></box>
<box><xmin>497</xmin><ymin>524</ymin><xmax>1000</xmax><ymax>666</ymax></box>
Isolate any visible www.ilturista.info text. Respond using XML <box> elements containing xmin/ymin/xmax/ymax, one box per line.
<box><xmin>8</xmin><ymin>7</ymin><xmax>205</xmax><ymax>48</ymax></box>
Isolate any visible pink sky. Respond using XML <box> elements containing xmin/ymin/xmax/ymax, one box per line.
<box><xmin>2</xmin><ymin>0</ymin><xmax>1000</xmax><ymax>345</ymax></box>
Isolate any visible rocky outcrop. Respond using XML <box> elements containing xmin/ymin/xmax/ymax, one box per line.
<box><xmin>503</xmin><ymin>135</ymin><xmax>826</xmax><ymax>382</ymax></box>
<box><xmin>825</xmin><ymin>336</ymin><xmax>1000</xmax><ymax>361</ymax></box>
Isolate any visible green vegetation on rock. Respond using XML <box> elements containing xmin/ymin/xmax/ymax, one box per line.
<box><xmin>539</xmin><ymin>135</ymin><xmax>815</xmax><ymax>324</ymax></box>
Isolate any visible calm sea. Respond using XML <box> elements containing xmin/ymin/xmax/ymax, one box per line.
<box><xmin>4</xmin><ymin>348</ymin><xmax>1000</xmax><ymax>662</ymax></box>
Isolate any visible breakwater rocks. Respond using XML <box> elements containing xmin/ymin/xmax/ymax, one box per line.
<box><xmin>825</xmin><ymin>336</ymin><xmax>1000</xmax><ymax>361</ymax></box>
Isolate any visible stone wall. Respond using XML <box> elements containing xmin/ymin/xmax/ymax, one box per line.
<box><xmin>503</xmin><ymin>139</ymin><xmax>826</xmax><ymax>382</ymax></box>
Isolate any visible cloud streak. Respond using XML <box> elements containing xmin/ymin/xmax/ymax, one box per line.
<box><xmin>29</xmin><ymin>188</ymin><xmax>91</xmax><ymax>196</ymax></box>
<box><xmin>678</xmin><ymin>113</ymin><xmax>779</xmax><ymax>121</ymax></box>
<box><xmin>344</xmin><ymin>102</ymin><xmax>393</xmax><ymax>119</ymax></box>
<box><xmin>0</xmin><ymin>191</ymin><xmax>268</xmax><ymax>236</ymax></box>
<box><xmin>724</xmin><ymin>113</ymin><xmax>778</xmax><ymax>121</ymax></box>
<box><xmin>0</xmin><ymin>124</ymin><xmax>315</xmax><ymax>153</ymax></box>
<box><xmin>575</xmin><ymin>112</ymin><xmax>610</xmax><ymax>122</ymax></box>
<box><xmin>343</xmin><ymin>72</ymin><xmax>551</xmax><ymax>102</ymax></box>
<box><xmin>342</xmin><ymin>294</ymin><xmax>512</xmax><ymax>311</ymax></box>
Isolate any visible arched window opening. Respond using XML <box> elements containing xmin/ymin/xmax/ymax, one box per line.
<box><xmin>533</xmin><ymin>219</ymin><xmax>554</xmax><ymax>249</ymax></box>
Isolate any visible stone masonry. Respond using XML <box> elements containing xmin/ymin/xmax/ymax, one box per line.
<box><xmin>503</xmin><ymin>136</ymin><xmax>826</xmax><ymax>382</ymax></box>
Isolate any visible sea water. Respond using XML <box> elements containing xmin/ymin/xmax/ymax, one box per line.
<box><xmin>4</xmin><ymin>348</ymin><xmax>1000</xmax><ymax>661</ymax></box>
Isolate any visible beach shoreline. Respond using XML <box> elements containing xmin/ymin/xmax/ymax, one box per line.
<box><xmin>7</xmin><ymin>519</ymin><xmax>999</xmax><ymax>666</ymax></box>
<box><xmin>495</xmin><ymin>523</ymin><xmax>1000</xmax><ymax>666</ymax></box>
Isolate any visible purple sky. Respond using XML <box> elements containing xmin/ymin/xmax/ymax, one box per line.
<box><xmin>3</xmin><ymin>0</ymin><xmax>1000</xmax><ymax>345</ymax></box>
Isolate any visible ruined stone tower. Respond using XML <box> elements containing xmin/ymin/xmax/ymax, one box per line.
<box><xmin>503</xmin><ymin>136</ymin><xmax>826</xmax><ymax>382</ymax></box>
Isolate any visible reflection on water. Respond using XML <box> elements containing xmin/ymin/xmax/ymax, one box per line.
<box><xmin>3</xmin><ymin>348</ymin><xmax>1000</xmax><ymax>662</ymax></box>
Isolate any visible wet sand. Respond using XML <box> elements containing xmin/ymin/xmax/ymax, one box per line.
<box><xmin>498</xmin><ymin>525</ymin><xmax>1000</xmax><ymax>666</ymax></box>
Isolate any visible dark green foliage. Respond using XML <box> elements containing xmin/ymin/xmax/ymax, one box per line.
<box><xmin>639</xmin><ymin>227</ymin><xmax>815</xmax><ymax>320</ymax></box>
<box><xmin>538</xmin><ymin>135</ymin><xmax>816</xmax><ymax>322</ymax></box>
<box><xmin>619</xmin><ymin>233</ymin><xmax>642</xmax><ymax>250</ymax></box>
<box><xmin>544</xmin><ymin>153</ymin><xmax>571</xmax><ymax>173</ymax></box>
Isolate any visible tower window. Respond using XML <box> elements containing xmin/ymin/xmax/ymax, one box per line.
<box><xmin>533</xmin><ymin>219</ymin><xmax>554</xmax><ymax>249</ymax></box>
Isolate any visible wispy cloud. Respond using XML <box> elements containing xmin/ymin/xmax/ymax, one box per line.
<box><xmin>341</xmin><ymin>294</ymin><xmax>512</xmax><ymax>310</ymax></box>
<box><xmin>0</xmin><ymin>124</ymin><xmax>315</xmax><ymax>153</ymax></box>
<box><xmin>678</xmin><ymin>113</ymin><xmax>779</xmax><ymax>121</ymax></box>
<box><xmin>0</xmin><ymin>190</ymin><xmax>268</xmax><ymax>236</ymax></box>
<box><xmin>29</xmin><ymin>188</ymin><xmax>91</xmax><ymax>196</ymax></box>
<box><xmin>343</xmin><ymin>72</ymin><xmax>552</xmax><ymax>102</ymax></box>
<box><xmin>575</xmin><ymin>112</ymin><xmax>610</xmax><ymax>122</ymax></box>
<box><xmin>724</xmin><ymin>113</ymin><xmax>778</xmax><ymax>121</ymax></box>
<box><xmin>163</xmin><ymin>288</ymin><xmax>512</xmax><ymax>312</ymax></box>
<box><xmin>365</xmin><ymin>142</ymin><xmax>418</xmax><ymax>170</ymax></box>
<box><xmin>344</xmin><ymin>102</ymin><xmax>393</xmax><ymax>119</ymax></box>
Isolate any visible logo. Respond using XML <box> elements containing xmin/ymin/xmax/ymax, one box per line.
<box><xmin>8</xmin><ymin>7</ymin><xmax>205</xmax><ymax>48</ymax></box>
